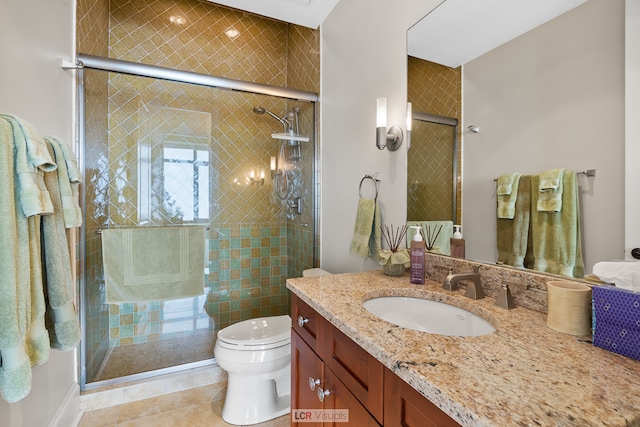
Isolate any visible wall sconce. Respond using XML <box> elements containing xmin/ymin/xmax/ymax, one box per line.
<box><xmin>249</xmin><ymin>169</ymin><xmax>265</xmax><ymax>185</ymax></box>
<box><xmin>406</xmin><ymin>102</ymin><xmax>412</xmax><ymax>150</ymax></box>
<box><xmin>376</xmin><ymin>97</ymin><xmax>403</xmax><ymax>151</ymax></box>
<box><xmin>270</xmin><ymin>156</ymin><xmax>276</xmax><ymax>178</ymax></box>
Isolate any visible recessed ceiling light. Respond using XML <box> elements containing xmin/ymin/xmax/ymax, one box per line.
<box><xmin>169</xmin><ymin>15</ymin><xmax>186</xmax><ymax>25</ymax></box>
<box><xmin>225</xmin><ymin>26</ymin><xmax>240</xmax><ymax>40</ymax></box>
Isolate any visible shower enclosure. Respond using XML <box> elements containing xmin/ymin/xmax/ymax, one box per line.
<box><xmin>77</xmin><ymin>55</ymin><xmax>317</xmax><ymax>389</ymax></box>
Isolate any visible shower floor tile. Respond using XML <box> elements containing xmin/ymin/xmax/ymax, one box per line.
<box><xmin>79</xmin><ymin>384</ymin><xmax>290</xmax><ymax>427</ymax></box>
<box><xmin>97</xmin><ymin>333</ymin><xmax>215</xmax><ymax>381</ymax></box>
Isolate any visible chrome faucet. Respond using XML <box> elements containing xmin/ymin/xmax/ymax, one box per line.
<box><xmin>442</xmin><ymin>266</ymin><xmax>485</xmax><ymax>300</ymax></box>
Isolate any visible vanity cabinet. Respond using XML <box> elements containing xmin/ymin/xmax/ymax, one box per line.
<box><xmin>291</xmin><ymin>294</ymin><xmax>460</xmax><ymax>427</ymax></box>
<box><xmin>292</xmin><ymin>295</ymin><xmax>383</xmax><ymax>426</ymax></box>
<box><xmin>384</xmin><ymin>367</ymin><xmax>459</xmax><ymax>427</ymax></box>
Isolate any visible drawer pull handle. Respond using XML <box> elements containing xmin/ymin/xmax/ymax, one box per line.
<box><xmin>297</xmin><ymin>316</ymin><xmax>309</xmax><ymax>327</ymax></box>
<box><xmin>309</xmin><ymin>377</ymin><xmax>321</xmax><ymax>391</ymax></box>
<box><xmin>317</xmin><ymin>387</ymin><xmax>331</xmax><ymax>402</ymax></box>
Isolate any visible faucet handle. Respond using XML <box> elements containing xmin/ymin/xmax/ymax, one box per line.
<box><xmin>495</xmin><ymin>283</ymin><xmax>517</xmax><ymax>310</ymax></box>
<box><xmin>435</xmin><ymin>264</ymin><xmax>453</xmax><ymax>273</ymax></box>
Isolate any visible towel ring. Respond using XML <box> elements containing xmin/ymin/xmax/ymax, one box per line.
<box><xmin>359</xmin><ymin>175</ymin><xmax>379</xmax><ymax>200</ymax></box>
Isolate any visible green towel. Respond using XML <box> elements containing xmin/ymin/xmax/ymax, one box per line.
<box><xmin>102</xmin><ymin>227</ymin><xmax>206</xmax><ymax>303</ymax></box>
<box><xmin>0</xmin><ymin>115</ymin><xmax>56</xmax><ymax>217</ymax></box>
<box><xmin>406</xmin><ymin>221</ymin><xmax>453</xmax><ymax>255</ymax></box>
<box><xmin>531</xmin><ymin>172</ymin><xmax>584</xmax><ymax>278</ymax></box>
<box><xmin>44</xmin><ymin>137</ymin><xmax>82</xmax><ymax>228</ymax></box>
<box><xmin>41</xmin><ymin>138</ymin><xmax>81</xmax><ymax>351</ymax></box>
<box><xmin>497</xmin><ymin>173</ymin><xmax>521</xmax><ymax>219</ymax></box>
<box><xmin>0</xmin><ymin>118</ymin><xmax>33</xmax><ymax>403</ymax></box>
<box><xmin>537</xmin><ymin>168</ymin><xmax>564</xmax><ymax>212</ymax></box>
<box><xmin>349</xmin><ymin>197</ymin><xmax>382</xmax><ymax>260</ymax></box>
<box><xmin>497</xmin><ymin>175</ymin><xmax>532</xmax><ymax>268</ymax></box>
<box><xmin>0</xmin><ymin>117</ymin><xmax>48</xmax><ymax>403</ymax></box>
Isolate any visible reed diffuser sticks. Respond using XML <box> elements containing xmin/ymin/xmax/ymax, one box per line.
<box><xmin>425</xmin><ymin>224</ymin><xmax>443</xmax><ymax>251</ymax></box>
<box><xmin>381</xmin><ymin>224</ymin><xmax>408</xmax><ymax>253</ymax></box>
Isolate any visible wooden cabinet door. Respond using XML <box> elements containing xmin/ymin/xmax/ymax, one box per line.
<box><xmin>292</xmin><ymin>330</ymin><xmax>324</xmax><ymax>427</ymax></box>
<box><xmin>323</xmin><ymin>366</ymin><xmax>381</xmax><ymax>427</ymax></box>
<box><xmin>384</xmin><ymin>368</ymin><xmax>460</xmax><ymax>427</ymax></box>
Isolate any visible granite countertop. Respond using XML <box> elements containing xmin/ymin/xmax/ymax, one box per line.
<box><xmin>286</xmin><ymin>271</ymin><xmax>640</xmax><ymax>427</ymax></box>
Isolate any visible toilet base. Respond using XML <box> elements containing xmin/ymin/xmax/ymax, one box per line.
<box><xmin>221</xmin><ymin>365</ymin><xmax>291</xmax><ymax>425</ymax></box>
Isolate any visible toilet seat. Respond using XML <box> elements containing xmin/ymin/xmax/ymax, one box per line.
<box><xmin>216</xmin><ymin>315</ymin><xmax>291</xmax><ymax>351</ymax></box>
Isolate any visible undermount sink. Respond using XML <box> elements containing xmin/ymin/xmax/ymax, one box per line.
<box><xmin>363</xmin><ymin>296</ymin><xmax>495</xmax><ymax>337</ymax></box>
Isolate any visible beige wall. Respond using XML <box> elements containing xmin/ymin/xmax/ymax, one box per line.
<box><xmin>319</xmin><ymin>0</ymin><xmax>442</xmax><ymax>273</ymax></box>
<box><xmin>0</xmin><ymin>0</ymin><xmax>81</xmax><ymax>426</ymax></box>
<box><xmin>462</xmin><ymin>0</ymin><xmax>625</xmax><ymax>272</ymax></box>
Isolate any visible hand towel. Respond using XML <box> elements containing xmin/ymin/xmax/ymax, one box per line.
<box><xmin>102</xmin><ymin>227</ymin><xmax>206</xmax><ymax>303</ymax></box>
<box><xmin>497</xmin><ymin>173</ymin><xmax>521</xmax><ymax>219</ymax></box>
<box><xmin>531</xmin><ymin>171</ymin><xmax>584</xmax><ymax>278</ymax></box>
<box><xmin>0</xmin><ymin>115</ymin><xmax>56</xmax><ymax>217</ymax></box>
<box><xmin>406</xmin><ymin>221</ymin><xmax>453</xmax><ymax>255</ymax></box>
<box><xmin>44</xmin><ymin>136</ymin><xmax>82</xmax><ymax>228</ymax></box>
<box><xmin>592</xmin><ymin>261</ymin><xmax>640</xmax><ymax>291</ymax></box>
<box><xmin>497</xmin><ymin>175</ymin><xmax>531</xmax><ymax>268</ymax></box>
<box><xmin>41</xmin><ymin>138</ymin><xmax>81</xmax><ymax>350</ymax></box>
<box><xmin>537</xmin><ymin>168</ymin><xmax>564</xmax><ymax>212</ymax></box>
<box><xmin>350</xmin><ymin>197</ymin><xmax>382</xmax><ymax>260</ymax></box>
<box><xmin>496</xmin><ymin>172</ymin><xmax>519</xmax><ymax>195</ymax></box>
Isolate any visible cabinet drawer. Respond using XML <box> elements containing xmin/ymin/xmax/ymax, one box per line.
<box><xmin>292</xmin><ymin>294</ymin><xmax>322</xmax><ymax>351</ymax></box>
<box><xmin>320</xmin><ymin>319</ymin><xmax>384</xmax><ymax>424</ymax></box>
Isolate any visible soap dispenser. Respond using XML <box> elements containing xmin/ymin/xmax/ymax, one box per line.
<box><xmin>409</xmin><ymin>226</ymin><xmax>425</xmax><ymax>284</ymax></box>
<box><xmin>450</xmin><ymin>225</ymin><xmax>465</xmax><ymax>259</ymax></box>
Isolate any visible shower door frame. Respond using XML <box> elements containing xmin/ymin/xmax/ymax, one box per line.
<box><xmin>410</xmin><ymin>111</ymin><xmax>459</xmax><ymax>223</ymax></box>
<box><xmin>76</xmin><ymin>54</ymin><xmax>319</xmax><ymax>390</ymax></box>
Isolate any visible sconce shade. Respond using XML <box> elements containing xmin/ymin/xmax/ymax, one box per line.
<box><xmin>376</xmin><ymin>97</ymin><xmax>387</xmax><ymax>128</ymax></box>
<box><xmin>406</xmin><ymin>102</ymin><xmax>412</xmax><ymax>150</ymax></box>
<box><xmin>375</xmin><ymin>97</ymin><xmax>403</xmax><ymax>151</ymax></box>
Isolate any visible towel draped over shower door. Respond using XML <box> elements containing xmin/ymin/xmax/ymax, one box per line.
<box><xmin>102</xmin><ymin>226</ymin><xmax>206</xmax><ymax>304</ymax></box>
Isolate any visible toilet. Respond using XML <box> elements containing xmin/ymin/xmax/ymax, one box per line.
<box><xmin>214</xmin><ymin>314</ymin><xmax>292</xmax><ymax>425</ymax></box>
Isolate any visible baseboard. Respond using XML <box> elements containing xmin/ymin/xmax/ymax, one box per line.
<box><xmin>80</xmin><ymin>364</ymin><xmax>226</xmax><ymax>412</ymax></box>
<box><xmin>49</xmin><ymin>383</ymin><xmax>82</xmax><ymax>427</ymax></box>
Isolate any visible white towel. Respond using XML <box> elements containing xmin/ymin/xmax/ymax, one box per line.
<box><xmin>592</xmin><ymin>261</ymin><xmax>640</xmax><ymax>292</ymax></box>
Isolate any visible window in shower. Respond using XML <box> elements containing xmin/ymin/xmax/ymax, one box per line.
<box><xmin>162</xmin><ymin>144</ymin><xmax>210</xmax><ymax>222</ymax></box>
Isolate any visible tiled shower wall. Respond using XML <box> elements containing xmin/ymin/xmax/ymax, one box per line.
<box><xmin>407</xmin><ymin>56</ymin><xmax>462</xmax><ymax>224</ymax></box>
<box><xmin>77</xmin><ymin>0</ymin><xmax>319</xmax><ymax>382</ymax></box>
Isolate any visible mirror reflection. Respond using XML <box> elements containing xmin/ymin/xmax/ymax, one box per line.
<box><xmin>407</xmin><ymin>0</ymin><xmax>626</xmax><ymax>278</ymax></box>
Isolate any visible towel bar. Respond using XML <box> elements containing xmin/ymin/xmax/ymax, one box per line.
<box><xmin>96</xmin><ymin>226</ymin><xmax>211</xmax><ymax>234</ymax></box>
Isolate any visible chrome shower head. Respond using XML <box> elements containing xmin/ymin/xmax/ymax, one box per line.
<box><xmin>252</xmin><ymin>106</ymin><xmax>291</xmax><ymax>130</ymax></box>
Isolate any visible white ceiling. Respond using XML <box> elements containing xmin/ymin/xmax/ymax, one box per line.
<box><xmin>204</xmin><ymin>0</ymin><xmax>341</xmax><ymax>29</ymax></box>
<box><xmin>407</xmin><ymin>0</ymin><xmax>589</xmax><ymax>67</ymax></box>
<box><xmin>207</xmin><ymin>0</ymin><xmax>589</xmax><ymax>67</ymax></box>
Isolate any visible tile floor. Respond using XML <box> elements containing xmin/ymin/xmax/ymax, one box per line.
<box><xmin>78</xmin><ymin>383</ymin><xmax>290</xmax><ymax>427</ymax></box>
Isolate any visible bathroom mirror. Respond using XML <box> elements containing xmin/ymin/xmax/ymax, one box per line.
<box><xmin>407</xmin><ymin>0</ymin><xmax>627</xmax><ymax>277</ymax></box>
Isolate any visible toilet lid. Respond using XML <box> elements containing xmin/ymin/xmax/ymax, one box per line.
<box><xmin>217</xmin><ymin>315</ymin><xmax>291</xmax><ymax>348</ymax></box>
